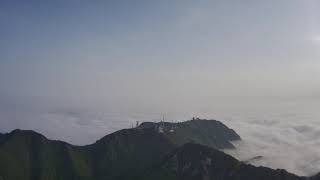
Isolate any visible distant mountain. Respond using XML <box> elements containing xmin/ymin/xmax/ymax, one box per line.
<box><xmin>138</xmin><ymin>119</ymin><xmax>240</xmax><ymax>149</ymax></box>
<box><xmin>1</xmin><ymin>119</ymin><xmax>319</xmax><ymax>180</ymax></box>
<box><xmin>0</xmin><ymin>119</ymin><xmax>240</xmax><ymax>180</ymax></box>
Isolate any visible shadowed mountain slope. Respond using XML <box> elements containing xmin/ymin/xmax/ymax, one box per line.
<box><xmin>2</xmin><ymin>119</ymin><xmax>319</xmax><ymax>180</ymax></box>
<box><xmin>0</xmin><ymin>129</ymin><xmax>87</xmax><ymax>180</ymax></box>
<box><xmin>143</xmin><ymin>143</ymin><xmax>309</xmax><ymax>180</ymax></box>
<box><xmin>0</xmin><ymin>119</ymin><xmax>239</xmax><ymax>180</ymax></box>
<box><xmin>0</xmin><ymin>128</ymin><xmax>174</xmax><ymax>180</ymax></box>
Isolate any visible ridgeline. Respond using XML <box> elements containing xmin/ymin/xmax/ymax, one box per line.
<box><xmin>0</xmin><ymin>119</ymin><xmax>318</xmax><ymax>180</ymax></box>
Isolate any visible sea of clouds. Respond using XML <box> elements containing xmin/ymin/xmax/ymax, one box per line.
<box><xmin>0</xmin><ymin>97</ymin><xmax>319</xmax><ymax>176</ymax></box>
<box><xmin>221</xmin><ymin>98</ymin><xmax>320</xmax><ymax>176</ymax></box>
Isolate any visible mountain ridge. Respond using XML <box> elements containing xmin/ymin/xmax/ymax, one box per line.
<box><xmin>1</xmin><ymin>119</ymin><xmax>319</xmax><ymax>180</ymax></box>
<box><xmin>143</xmin><ymin>143</ymin><xmax>307</xmax><ymax>180</ymax></box>
<box><xmin>138</xmin><ymin>119</ymin><xmax>240</xmax><ymax>149</ymax></box>
<box><xmin>0</xmin><ymin>119</ymin><xmax>240</xmax><ymax>180</ymax></box>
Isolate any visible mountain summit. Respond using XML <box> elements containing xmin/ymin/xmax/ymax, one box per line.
<box><xmin>138</xmin><ymin>119</ymin><xmax>240</xmax><ymax>149</ymax></box>
<box><xmin>0</xmin><ymin>119</ymin><xmax>239</xmax><ymax>180</ymax></box>
<box><xmin>1</xmin><ymin>119</ymin><xmax>319</xmax><ymax>180</ymax></box>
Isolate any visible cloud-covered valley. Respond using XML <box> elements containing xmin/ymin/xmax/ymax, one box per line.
<box><xmin>0</xmin><ymin>97</ymin><xmax>319</xmax><ymax>176</ymax></box>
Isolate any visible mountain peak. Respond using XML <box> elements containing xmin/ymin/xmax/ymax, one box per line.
<box><xmin>139</xmin><ymin>119</ymin><xmax>240</xmax><ymax>149</ymax></box>
<box><xmin>0</xmin><ymin>129</ymin><xmax>47</xmax><ymax>146</ymax></box>
<box><xmin>4</xmin><ymin>119</ymin><xmax>310</xmax><ymax>180</ymax></box>
<box><xmin>9</xmin><ymin>129</ymin><xmax>46</xmax><ymax>139</ymax></box>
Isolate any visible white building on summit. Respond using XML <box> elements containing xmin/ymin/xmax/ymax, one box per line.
<box><xmin>158</xmin><ymin>126</ymin><xmax>164</xmax><ymax>133</ymax></box>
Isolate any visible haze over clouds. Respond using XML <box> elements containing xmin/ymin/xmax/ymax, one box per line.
<box><xmin>1</xmin><ymin>97</ymin><xmax>320</xmax><ymax>176</ymax></box>
<box><xmin>222</xmin><ymin>98</ymin><xmax>320</xmax><ymax>176</ymax></box>
<box><xmin>0</xmin><ymin>0</ymin><xmax>320</xmax><ymax>176</ymax></box>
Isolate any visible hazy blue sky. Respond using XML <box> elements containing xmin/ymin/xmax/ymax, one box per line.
<box><xmin>1</xmin><ymin>2</ymin><xmax>320</xmax><ymax>173</ymax></box>
<box><xmin>0</xmin><ymin>0</ymin><xmax>320</xmax><ymax>110</ymax></box>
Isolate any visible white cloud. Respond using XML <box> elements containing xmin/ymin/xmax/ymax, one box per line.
<box><xmin>1</xmin><ymin>97</ymin><xmax>320</xmax><ymax>176</ymax></box>
<box><xmin>220</xmin><ymin>98</ymin><xmax>320</xmax><ymax>176</ymax></box>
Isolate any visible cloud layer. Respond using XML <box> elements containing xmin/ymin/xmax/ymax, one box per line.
<box><xmin>1</xmin><ymin>97</ymin><xmax>320</xmax><ymax>176</ymax></box>
<box><xmin>221</xmin><ymin>98</ymin><xmax>320</xmax><ymax>176</ymax></box>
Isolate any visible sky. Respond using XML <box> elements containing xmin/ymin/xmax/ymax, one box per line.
<box><xmin>1</xmin><ymin>0</ymin><xmax>320</xmax><ymax>175</ymax></box>
<box><xmin>1</xmin><ymin>0</ymin><xmax>320</xmax><ymax>108</ymax></box>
